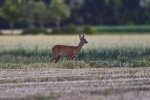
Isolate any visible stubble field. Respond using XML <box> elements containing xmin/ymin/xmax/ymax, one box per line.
<box><xmin>0</xmin><ymin>35</ymin><xmax>150</xmax><ymax>100</ymax></box>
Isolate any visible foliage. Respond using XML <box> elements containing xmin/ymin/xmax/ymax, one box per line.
<box><xmin>62</xmin><ymin>24</ymin><xmax>79</xmax><ymax>33</ymax></box>
<box><xmin>51</xmin><ymin>24</ymin><xmax>79</xmax><ymax>34</ymax></box>
<box><xmin>83</xmin><ymin>26</ymin><xmax>96</xmax><ymax>34</ymax></box>
<box><xmin>22</xmin><ymin>0</ymin><xmax>36</xmax><ymax>29</ymax></box>
<box><xmin>0</xmin><ymin>0</ymin><xmax>22</xmax><ymax>34</ymax></box>
<box><xmin>22</xmin><ymin>28</ymin><xmax>50</xmax><ymax>35</ymax></box>
<box><xmin>21</xmin><ymin>0</ymin><xmax>70</xmax><ymax>30</ymax></box>
<box><xmin>0</xmin><ymin>0</ymin><xmax>21</xmax><ymax>22</ymax></box>
<box><xmin>49</xmin><ymin>0</ymin><xmax>70</xmax><ymax>29</ymax></box>
<box><xmin>1</xmin><ymin>0</ymin><xmax>150</xmax><ymax>30</ymax></box>
<box><xmin>70</xmin><ymin>0</ymin><xmax>150</xmax><ymax>25</ymax></box>
<box><xmin>33</xmin><ymin>0</ymin><xmax>48</xmax><ymax>28</ymax></box>
<box><xmin>95</xmin><ymin>25</ymin><xmax>150</xmax><ymax>33</ymax></box>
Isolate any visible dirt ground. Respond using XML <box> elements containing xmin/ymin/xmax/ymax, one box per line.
<box><xmin>0</xmin><ymin>67</ymin><xmax>150</xmax><ymax>100</ymax></box>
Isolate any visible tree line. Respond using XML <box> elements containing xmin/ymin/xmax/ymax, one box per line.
<box><xmin>68</xmin><ymin>0</ymin><xmax>150</xmax><ymax>25</ymax></box>
<box><xmin>0</xmin><ymin>0</ymin><xmax>70</xmax><ymax>33</ymax></box>
<box><xmin>0</xmin><ymin>0</ymin><xmax>150</xmax><ymax>32</ymax></box>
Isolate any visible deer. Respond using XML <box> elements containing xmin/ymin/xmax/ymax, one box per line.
<box><xmin>50</xmin><ymin>34</ymin><xmax>88</xmax><ymax>63</ymax></box>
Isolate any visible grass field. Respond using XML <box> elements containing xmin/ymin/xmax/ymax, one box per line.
<box><xmin>0</xmin><ymin>35</ymin><xmax>150</xmax><ymax>99</ymax></box>
<box><xmin>0</xmin><ymin>35</ymin><xmax>150</xmax><ymax>67</ymax></box>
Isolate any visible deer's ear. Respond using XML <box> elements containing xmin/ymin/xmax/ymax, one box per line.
<box><xmin>82</xmin><ymin>34</ymin><xmax>84</xmax><ymax>38</ymax></box>
<box><xmin>79</xmin><ymin>34</ymin><xmax>82</xmax><ymax>38</ymax></box>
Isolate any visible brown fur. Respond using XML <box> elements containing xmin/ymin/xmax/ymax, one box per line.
<box><xmin>50</xmin><ymin>35</ymin><xmax>88</xmax><ymax>63</ymax></box>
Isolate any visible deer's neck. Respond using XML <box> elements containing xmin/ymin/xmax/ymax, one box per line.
<box><xmin>75</xmin><ymin>41</ymin><xmax>83</xmax><ymax>53</ymax></box>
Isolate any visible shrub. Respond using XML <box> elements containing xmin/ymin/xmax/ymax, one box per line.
<box><xmin>51</xmin><ymin>28</ymin><xmax>62</xmax><ymax>34</ymax></box>
<box><xmin>51</xmin><ymin>24</ymin><xmax>79</xmax><ymax>34</ymax></box>
<box><xmin>0</xmin><ymin>31</ymin><xmax>2</xmax><ymax>35</ymax></box>
<box><xmin>22</xmin><ymin>29</ymin><xmax>50</xmax><ymax>35</ymax></box>
<box><xmin>96</xmin><ymin>26</ymin><xmax>150</xmax><ymax>33</ymax></box>
<box><xmin>62</xmin><ymin>24</ymin><xmax>79</xmax><ymax>34</ymax></box>
<box><xmin>83</xmin><ymin>26</ymin><xmax>96</xmax><ymax>34</ymax></box>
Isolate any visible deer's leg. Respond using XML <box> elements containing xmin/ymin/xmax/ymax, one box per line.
<box><xmin>50</xmin><ymin>56</ymin><xmax>55</xmax><ymax>63</ymax></box>
<box><xmin>69</xmin><ymin>55</ymin><xmax>75</xmax><ymax>60</ymax></box>
<box><xmin>71</xmin><ymin>56</ymin><xmax>75</xmax><ymax>60</ymax></box>
<box><xmin>55</xmin><ymin>55</ymin><xmax>61</xmax><ymax>63</ymax></box>
<box><xmin>50</xmin><ymin>52</ymin><xmax>56</xmax><ymax>63</ymax></box>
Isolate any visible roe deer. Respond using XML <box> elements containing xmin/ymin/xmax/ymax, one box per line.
<box><xmin>50</xmin><ymin>34</ymin><xmax>88</xmax><ymax>63</ymax></box>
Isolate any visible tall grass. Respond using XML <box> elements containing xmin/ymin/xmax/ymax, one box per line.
<box><xmin>0</xmin><ymin>35</ymin><xmax>150</xmax><ymax>68</ymax></box>
<box><xmin>0</xmin><ymin>47</ymin><xmax>150</xmax><ymax>67</ymax></box>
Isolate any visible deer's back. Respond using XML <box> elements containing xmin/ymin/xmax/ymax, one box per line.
<box><xmin>52</xmin><ymin>45</ymin><xmax>77</xmax><ymax>56</ymax></box>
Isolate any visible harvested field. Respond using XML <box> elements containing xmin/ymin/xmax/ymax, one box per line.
<box><xmin>0</xmin><ymin>35</ymin><xmax>150</xmax><ymax>99</ymax></box>
<box><xmin>0</xmin><ymin>67</ymin><xmax>150</xmax><ymax>100</ymax></box>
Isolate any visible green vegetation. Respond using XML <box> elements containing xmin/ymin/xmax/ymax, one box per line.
<box><xmin>83</xmin><ymin>26</ymin><xmax>96</xmax><ymax>34</ymax></box>
<box><xmin>0</xmin><ymin>35</ymin><xmax>150</xmax><ymax>69</ymax></box>
<box><xmin>0</xmin><ymin>47</ymin><xmax>150</xmax><ymax>68</ymax></box>
<box><xmin>22</xmin><ymin>28</ymin><xmax>50</xmax><ymax>35</ymax></box>
<box><xmin>95</xmin><ymin>25</ymin><xmax>150</xmax><ymax>33</ymax></box>
<box><xmin>51</xmin><ymin>24</ymin><xmax>79</xmax><ymax>34</ymax></box>
<box><xmin>49</xmin><ymin>0</ymin><xmax>70</xmax><ymax>30</ymax></box>
<box><xmin>0</xmin><ymin>0</ymin><xmax>22</xmax><ymax>34</ymax></box>
<box><xmin>0</xmin><ymin>0</ymin><xmax>70</xmax><ymax>32</ymax></box>
<box><xmin>1</xmin><ymin>0</ymin><xmax>150</xmax><ymax>35</ymax></box>
<box><xmin>20</xmin><ymin>25</ymin><xmax>150</xmax><ymax>35</ymax></box>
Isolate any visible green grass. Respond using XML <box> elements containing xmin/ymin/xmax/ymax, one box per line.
<box><xmin>95</xmin><ymin>25</ymin><xmax>150</xmax><ymax>33</ymax></box>
<box><xmin>1</xmin><ymin>47</ymin><xmax>150</xmax><ymax>60</ymax></box>
<box><xmin>0</xmin><ymin>35</ymin><xmax>150</xmax><ymax>68</ymax></box>
<box><xmin>0</xmin><ymin>47</ymin><xmax>150</xmax><ymax>68</ymax></box>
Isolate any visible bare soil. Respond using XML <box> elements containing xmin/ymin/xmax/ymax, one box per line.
<box><xmin>0</xmin><ymin>67</ymin><xmax>150</xmax><ymax>100</ymax></box>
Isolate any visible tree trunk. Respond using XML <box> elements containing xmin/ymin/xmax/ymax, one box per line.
<box><xmin>30</xmin><ymin>23</ymin><xmax>34</xmax><ymax>29</ymax></box>
<box><xmin>10</xmin><ymin>22</ymin><xmax>14</xmax><ymax>35</ymax></box>
<box><xmin>56</xmin><ymin>20</ymin><xmax>61</xmax><ymax>30</ymax></box>
<box><xmin>28</xmin><ymin>18</ymin><xmax>34</xmax><ymax>29</ymax></box>
<box><xmin>29</xmin><ymin>21</ymin><xmax>34</xmax><ymax>29</ymax></box>
<box><xmin>0</xmin><ymin>30</ymin><xmax>2</xmax><ymax>35</ymax></box>
<box><xmin>40</xmin><ymin>21</ymin><xmax>44</xmax><ymax>29</ymax></box>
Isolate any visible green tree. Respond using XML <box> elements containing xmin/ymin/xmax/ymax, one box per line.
<box><xmin>49</xmin><ymin>0</ymin><xmax>70</xmax><ymax>30</ymax></box>
<box><xmin>0</xmin><ymin>0</ymin><xmax>22</xmax><ymax>34</ymax></box>
<box><xmin>140</xmin><ymin>0</ymin><xmax>150</xmax><ymax>7</ymax></box>
<box><xmin>34</xmin><ymin>0</ymin><xmax>48</xmax><ymax>28</ymax></box>
<box><xmin>22</xmin><ymin>0</ymin><xmax>36</xmax><ymax>29</ymax></box>
<box><xmin>68</xmin><ymin>0</ymin><xmax>85</xmax><ymax>9</ymax></box>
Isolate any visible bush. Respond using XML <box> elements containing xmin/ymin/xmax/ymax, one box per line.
<box><xmin>0</xmin><ymin>30</ymin><xmax>2</xmax><ymax>35</ymax></box>
<box><xmin>51</xmin><ymin>24</ymin><xmax>79</xmax><ymax>34</ymax></box>
<box><xmin>51</xmin><ymin>29</ymin><xmax>62</xmax><ymax>34</ymax></box>
<box><xmin>83</xmin><ymin>26</ymin><xmax>96</xmax><ymax>34</ymax></box>
<box><xmin>22</xmin><ymin>29</ymin><xmax>50</xmax><ymax>35</ymax></box>
<box><xmin>62</xmin><ymin>24</ymin><xmax>79</xmax><ymax>34</ymax></box>
<box><xmin>96</xmin><ymin>26</ymin><xmax>150</xmax><ymax>33</ymax></box>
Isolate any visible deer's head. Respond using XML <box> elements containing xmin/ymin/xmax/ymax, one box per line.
<box><xmin>79</xmin><ymin>34</ymin><xmax>88</xmax><ymax>44</ymax></box>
